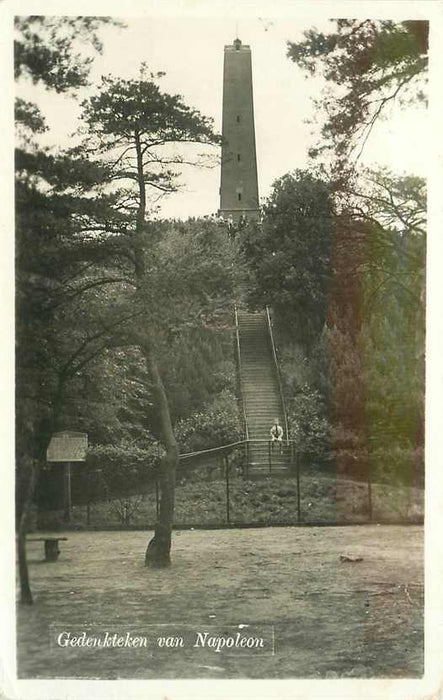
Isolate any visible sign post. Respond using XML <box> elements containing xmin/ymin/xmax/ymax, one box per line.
<box><xmin>63</xmin><ymin>463</ymin><xmax>72</xmax><ymax>521</ymax></box>
<box><xmin>47</xmin><ymin>431</ymin><xmax>88</xmax><ymax>522</ymax></box>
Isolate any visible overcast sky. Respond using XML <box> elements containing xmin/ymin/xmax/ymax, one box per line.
<box><xmin>18</xmin><ymin>15</ymin><xmax>428</xmax><ymax>219</ymax></box>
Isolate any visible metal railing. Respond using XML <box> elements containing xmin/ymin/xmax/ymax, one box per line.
<box><xmin>179</xmin><ymin>439</ymin><xmax>246</xmax><ymax>463</ymax></box>
<box><xmin>234</xmin><ymin>305</ymin><xmax>249</xmax><ymax>445</ymax></box>
<box><xmin>265</xmin><ymin>306</ymin><xmax>290</xmax><ymax>447</ymax></box>
<box><xmin>51</xmin><ymin>441</ymin><xmax>394</xmax><ymax>529</ymax></box>
<box><xmin>177</xmin><ymin>438</ymin><xmax>306</xmax><ymax>524</ymax></box>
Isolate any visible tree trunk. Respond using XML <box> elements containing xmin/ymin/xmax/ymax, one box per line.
<box><xmin>17</xmin><ymin>457</ymin><xmax>39</xmax><ymax>605</ymax></box>
<box><xmin>133</xmin><ymin>129</ymin><xmax>178</xmax><ymax>566</ymax></box>
<box><xmin>17</xmin><ymin>412</ymin><xmax>63</xmax><ymax>604</ymax></box>
<box><xmin>142</xmin><ymin>346</ymin><xmax>179</xmax><ymax>568</ymax></box>
<box><xmin>133</xmin><ymin>129</ymin><xmax>147</xmax><ymax>279</ymax></box>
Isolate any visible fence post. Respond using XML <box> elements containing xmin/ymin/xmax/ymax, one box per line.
<box><xmin>367</xmin><ymin>465</ymin><xmax>373</xmax><ymax>523</ymax></box>
<box><xmin>63</xmin><ymin>463</ymin><xmax>72</xmax><ymax>522</ymax></box>
<box><xmin>290</xmin><ymin>441</ymin><xmax>294</xmax><ymax>471</ymax></box>
<box><xmin>225</xmin><ymin>455</ymin><xmax>230</xmax><ymax>525</ymax></box>
<box><xmin>155</xmin><ymin>470</ymin><xmax>160</xmax><ymax>518</ymax></box>
<box><xmin>247</xmin><ymin>442</ymin><xmax>250</xmax><ymax>480</ymax></box>
<box><xmin>268</xmin><ymin>440</ymin><xmax>272</xmax><ymax>475</ymax></box>
<box><xmin>296</xmin><ymin>452</ymin><xmax>301</xmax><ymax>524</ymax></box>
<box><xmin>86</xmin><ymin>469</ymin><xmax>91</xmax><ymax>526</ymax></box>
<box><xmin>245</xmin><ymin>440</ymin><xmax>249</xmax><ymax>478</ymax></box>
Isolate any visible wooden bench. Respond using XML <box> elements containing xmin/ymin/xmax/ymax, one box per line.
<box><xmin>28</xmin><ymin>537</ymin><xmax>68</xmax><ymax>562</ymax></box>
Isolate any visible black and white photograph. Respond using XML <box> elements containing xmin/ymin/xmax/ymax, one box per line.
<box><xmin>2</xmin><ymin>1</ymin><xmax>443</xmax><ymax>698</ymax></box>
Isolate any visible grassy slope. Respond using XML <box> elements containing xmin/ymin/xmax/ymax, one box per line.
<box><xmin>38</xmin><ymin>471</ymin><xmax>424</xmax><ymax>530</ymax></box>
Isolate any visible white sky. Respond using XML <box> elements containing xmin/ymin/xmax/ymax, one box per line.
<box><xmin>18</xmin><ymin>15</ymin><xmax>428</xmax><ymax>219</ymax></box>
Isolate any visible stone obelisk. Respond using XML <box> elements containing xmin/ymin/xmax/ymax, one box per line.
<box><xmin>219</xmin><ymin>38</ymin><xmax>259</xmax><ymax>222</ymax></box>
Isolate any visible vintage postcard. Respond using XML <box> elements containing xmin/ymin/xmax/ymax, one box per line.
<box><xmin>2</xmin><ymin>0</ymin><xmax>442</xmax><ymax>699</ymax></box>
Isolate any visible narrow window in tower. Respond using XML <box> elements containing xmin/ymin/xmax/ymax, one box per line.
<box><xmin>237</xmin><ymin>153</ymin><xmax>241</xmax><ymax>162</ymax></box>
<box><xmin>236</xmin><ymin>115</ymin><xmax>240</xmax><ymax>123</ymax></box>
<box><xmin>238</xmin><ymin>192</ymin><xmax>242</xmax><ymax>201</ymax></box>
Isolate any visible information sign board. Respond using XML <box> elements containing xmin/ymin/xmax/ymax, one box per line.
<box><xmin>46</xmin><ymin>431</ymin><xmax>88</xmax><ymax>463</ymax></box>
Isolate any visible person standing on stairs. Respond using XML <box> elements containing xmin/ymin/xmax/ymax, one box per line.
<box><xmin>270</xmin><ymin>418</ymin><xmax>284</xmax><ymax>455</ymax></box>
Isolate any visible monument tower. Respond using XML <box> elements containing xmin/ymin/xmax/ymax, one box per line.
<box><xmin>219</xmin><ymin>38</ymin><xmax>259</xmax><ymax>222</ymax></box>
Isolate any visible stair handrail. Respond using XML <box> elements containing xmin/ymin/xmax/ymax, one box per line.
<box><xmin>179</xmin><ymin>438</ymin><xmax>298</xmax><ymax>462</ymax></box>
<box><xmin>179</xmin><ymin>439</ymin><xmax>247</xmax><ymax>461</ymax></box>
<box><xmin>265</xmin><ymin>306</ymin><xmax>290</xmax><ymax>445</ymax></box>
<box><xmin>234</xmin><ymin>305</ymin><xmax>250</xmax><ymax>441</ymax></box>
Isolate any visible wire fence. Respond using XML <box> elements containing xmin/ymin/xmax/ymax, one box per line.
<box><xmin>36</xmin><ymin>439</ymin><xmax>424</xmax><ymax>530</ymax></box>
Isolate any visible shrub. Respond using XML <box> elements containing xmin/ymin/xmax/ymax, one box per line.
<box><xmin>175</xmin><ymin>389</ymin><xmax>242</xmax><ymax>453</ymax></box>
<box><xmin>287</xmin><ymin>385</ymin><xmax>332</xmax><ymax>459</ymax></box>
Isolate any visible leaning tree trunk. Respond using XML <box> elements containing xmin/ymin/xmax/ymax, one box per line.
<box><xmin>132</xmin><ymin>130</ymin><xmax>179</xmax><ymax>566</ymax></box>
<box><xmin>16</xmin><ymin>398</ymin><xmax>60</xmax><ymax>604</ymax></box>
<box><xmin>143</xmin><ymin>346</ymin><xmax>179</xmax><ymax>568</ymax></box>
<box><xmin>17</xmin><ymin>456</ymin><xmax>39</xmax><ymax>605</ymax></box>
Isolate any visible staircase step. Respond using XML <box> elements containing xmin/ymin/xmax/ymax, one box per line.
<box><xmin>238</xmin><ymin>310</ymin><xmax>288</xmax><ymax>477</ymax></box>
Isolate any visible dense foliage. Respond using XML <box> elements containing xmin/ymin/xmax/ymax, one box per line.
<box><xmin>238</xmin><ymin>20</ymin><xmax>428</xmax><ymax>486</ymax></box>
<box><xmin>175</xmin><ymin>390</ymin><xmax>242</xmax><ymax>453</ymax></box>
<box><xmin>242</xmin><ymin>165</ymin><xmax>425</xmax><ymax>485</ymax></box>
<box><xmin>15</xmin><ymin>16</ymin><xmax>426</xmax><ymax>598</ymax></box>
<box><xmin>241</xmin><ymin>171</ymin><xmax>335</xmax><ymax>346</ymax></box>
<box><xmin>15</xmin><ymin>16</ymin><xmax>243</xmax><ymax>591</ymax></box>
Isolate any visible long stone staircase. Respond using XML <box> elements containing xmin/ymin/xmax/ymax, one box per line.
<box><xmin>237</xmin><ymin>310</ymin><xmax>289</xmax><ymax>474</ymax></box>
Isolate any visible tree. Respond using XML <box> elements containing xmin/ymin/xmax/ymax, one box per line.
<box><xmin>241</xmin><ymin>170</ymin><xmax>335</xmax><ymax>347</ymax></box>
<box><xmin>15</xmin><ymin>16</ymin><xmax>124</xmax><ymax>604</ymax></box>
<box><xmin>16</xmin><ymin>19</ymin><xmax>234</xmax><ymax>581</ymax></box>
<box><xmin>286</xmin><ymin>20</ymin><xmax>427</xmax><ymax>350</ymax></box>
<box><xmin>345</xmin><ymin>168</ymin><xmax>426</xmax><ymax>236</ymax></box>
<box><xmin>251</xmin><ymin>164</ymin><xmax>425</xmax><ymax>484</ymax></box>
<box><xmin>34</xmin><ymin>219</ymin><xmax>242</xmax><ymax>522</ymax></box>
<box><xmin>263</xmin><ymin>22</ymin><xmax>427</xmax><ymax>486</ymax></box>
<box><xmin>287</xmin><ymin>20</ymin><xmax>428</xmax><ymax>168</ymax></box>
<box><xmin>15</xmin><ymin>160</ymin><xmax>138</xmax><ymax>602</ymax></box>
<box><xmin>15</xmin><ymin>16</ymin><xmax>121</xmax><ymax>92</ymax></box>
<box><xmin>345</xmin><ymin>169</ymin><xmax>425</xmax><ymax>332</ymax></box>
<box><xmin>74</xmin><ymin>75</ymin><xmax>223</xmax><ymax>566</ymax></box>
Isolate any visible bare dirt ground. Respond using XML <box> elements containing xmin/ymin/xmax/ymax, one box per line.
<box><xmin>17</xmin><ymin>525</ymin><xmax>423</xmax><ymax>679</ymax></box>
